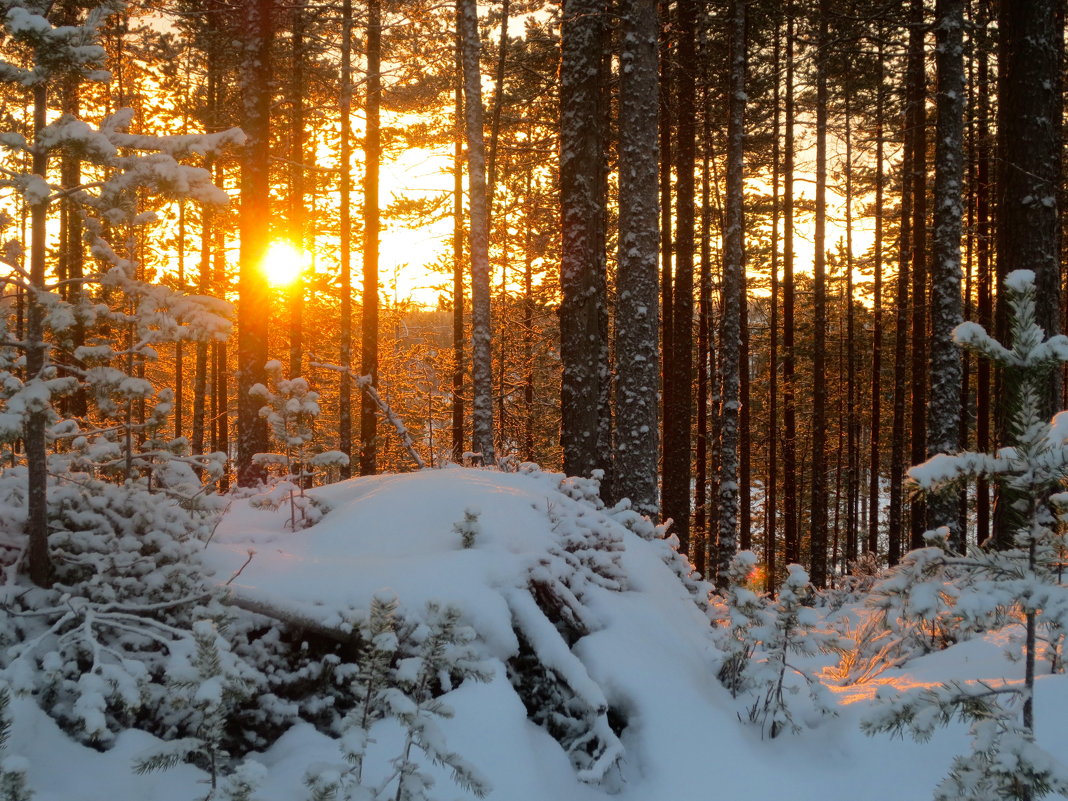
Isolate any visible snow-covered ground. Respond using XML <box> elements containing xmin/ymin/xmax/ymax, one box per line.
<box><xmin>8</xmin><ymin>467</ymin><xmax>1068</xmax><ymax>801</ymax></box>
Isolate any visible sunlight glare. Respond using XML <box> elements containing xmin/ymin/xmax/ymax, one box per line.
<box><xmin>262</xmin><ymin>241</ymin><xmax>306</xmax><ymax>287</ymax></box>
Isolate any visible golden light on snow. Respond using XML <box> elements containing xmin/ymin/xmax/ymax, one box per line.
<box><xmin>262</xmin><ymin>241</ymin><xmax>307</xmax><ymax>287</ymax></box>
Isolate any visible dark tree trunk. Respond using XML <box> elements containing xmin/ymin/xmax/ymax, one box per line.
<box><xmin>809</xmin><ymin>0</ymin><xmax>829</xmax><ymax>588</ymax></box>
<box><xmin>716</xmin><ymin>0</ymin><xmax>746</xmax><ymax>586</ymax></box>
<box><xmin>339</xmin><ymin>0</ymin><xmax>353</xmax><ymax>477</ymax></box>
<box><xmin>360</xmin><ymin>0</ymin><xmax>382</xmax><ymax>476</ymax></box>
<box><xmin>975</xmin><ymin>6</ymin><xmax>992</xmax><ymax>548</ymax></box>
<box><xmin>664</xmin><ymin>0</ymin><xmax>698</xmax><ymax>555</ymax></box>
<box><xmin>26</xmin><ymin>83</ymin><xmax>51</xmax><ymax>587</ymax></box>
<box><xmin>782</xmin><ymin>9</ymin><xmax>799</xmax><ymax>569</ymax></box>
<box><xmin>560</xmin><ymin>0</ymin><xmax>609</xmax><ymax>480</ymax></box>
<box><xmin>926</xmin><ymin>0</ymin><xmax>965</xmax><ymax>548</ymax></box>
<box><xmin>614</xmin><ymin>0</ymin><xmax>660</xmax><ymax>516</ymax></box>
<box><xmin>868</xmin><ymin>37</ymin><xmax>885</xmax><ymax>556</ymax></box>
<box><xmin>993</xmin><ymin>0</ymin><xmax>1063</xmax><ymax>548</ymax></box>
<box><xmin>906</xmin><ymin>0</ymin><xmax>928</xmax><ymax>551</ymax></box>
<box><xmin>288</xmin><ymin>4</ymin><xmax>306</xmax><ymax>379</ymax></box>
<box><xmin>236</xmin><ymin>0</ymin><xmax>273</xmax><ymax>487</ymax></box>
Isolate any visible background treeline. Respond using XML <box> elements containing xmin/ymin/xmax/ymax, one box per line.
<box><xmin>0</xmin><ymin>0</ymin><xmax>1061</xmax><ymax>592</ymax></box>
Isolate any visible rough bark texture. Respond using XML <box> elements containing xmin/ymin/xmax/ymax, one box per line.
<box><xmin>781</xmin><ymin>11</ymin><xmax>799</xmax><ymax>569</ymax></box>
<box><xmin>359</xmin><ymin>0</ymin><xmax>381</xmax><ymax>476</ymax></box>
<box><xmin>338</xmin><ymin>0</ymin><xmax>353</xmax><ymax>478</ymax></box>
<box><xmin>663</xmin><ymin>0</ymin><xmax>697</xmax><ymax>554</ymax></box>
<box><xmin>614</xmin><ymin>0</ymin><xmax>660</xmax><ymax>516</ymax></box>
<box><xmin>236</xmin><ymin>0</ymin><xmax>273</xmax><ymax>487</ymax></box>
<box><xmin>868</xmin><ymin>39</ymin><xmax>885</xmax><ymax>556</ymax></box>
<box><xmin>716</xmin><ymin>0</ymin><xmax>745</xmax><ymax>588</ymax></box>
<box><xmin>452</xmin><ymin>23</ymin><xmax>465</xmax><ymax>462</ymax></box>
<box><xmin>459</xmin><ymin>0</ymin><xmax>495</xmax><ymax>464</ymax></box>
<box><xmin>906</xmin><ymin>0</ymin><xmax>928</xmax><ymax>551</ymax></box>
<box><xmin>926</xmin><ymin>0</ymin><xmax>965</xmax><ymax>547</ymax></box>
<box><xmin>993</xmin><ymin>0</ymin><xmax>1062</xmax><ymax>548</ymax></box>
<box><xmin>809</xmin><ymin>0</ymin><xmax>829</xmax><ymax>589</ymax></box>
<box><xmin>26</xmin><ymin>83</ymin><xmax>51</xmax><ymax>587</ymax></box>
<box><xmin>559</xmin><ymin>0</ymin><xmax>608</xmax><ymax>481</ymax></box>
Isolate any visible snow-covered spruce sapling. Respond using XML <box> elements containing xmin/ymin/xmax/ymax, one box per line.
<box><xmin>307</xmin><ymin>599</ymin><xmax>492</xmax><ymax>801</ymax></box>
<box><xmin>863</xmin><ymin>270</ymin><xmax>1068</xmax><ymax>801</ymax></box>
<box><xmin>250</xmin><ymin>363</ymin><xmax>348</xmax><ymax>529</ymax></box>
<box><xmin>0</xmin><ymin>683</ymin><xmax>32</xmax><ymax>801</ymax></box>
<box><xmin>134</xmin><ymin>620</ymin><xmax>253</xmax><ymax>796</ymax></box>
<box><xmin>453</xmin><ymin>507</ymin><xmax>481</xmax><ymax>548</ymax></box>
<box><xmin>717</xmin><ymin>551</ymin><xmax>763</xmax><ymax>697</ymax></box>
<box><xmin>719</xmin><ymin>559</ymin><xmax>842</xmax><ymax>739</ymax></box>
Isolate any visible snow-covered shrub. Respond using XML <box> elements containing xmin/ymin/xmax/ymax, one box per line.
<box><xmin>0</xmin><ymin>683</ymin><xmax>32</xmax><ymax>801</ymax></box>
<box><xmin>249</xmin><ymin>363</ymin><xmax>345</xmax><ymax>530</ymax></box>
<box><xmin>452</xmin><ymin>507</ymin><xmax>481</xmax><ymax>549</ymax></box>
<box><xmin>0</xmin><ymin>475</ymin><xmax>236</xmax><ymax>746</ymax></box>
<box><xmin>303</xmin><ymin>598</ymin><xmax>492</xmax><ymax>801</ymax></box>
<box><xmin>134</xmin><ymin>620</ymin><xmax>254</xmax><ymax>791</ymax></box>
<box><xmin>716</xmin><ymin>554</ymin><xmax>843</xmax><ymax>738</ymax></box>
<box><xmin>862</xmin><ymin>271</ymin><xmax>1068</xmax><ymax>800</ymax></box>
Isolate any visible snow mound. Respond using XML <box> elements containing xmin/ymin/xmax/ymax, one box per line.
<box><xmin>206</xmin><ymin>466</ymin><xmax>718</xmax><ymax>791</ymax></box>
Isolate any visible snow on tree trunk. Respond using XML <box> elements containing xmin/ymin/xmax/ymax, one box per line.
<box><xmin>613</xmin><ymin>0</ymin><xmax>659</xmax><ymax>517</ymax></box>
<box><xmin>716</xmin><ymin>0</ymin><xmax>745</xmax><ymax>588</ymax></box>
<box><xmin>457</xmin><ymin>0</ymin><xmax>494</xmax><ymax>466</ymax></box>
<box><xmin>662</xmin><ymin>0</ymin><xmax>698</xmax><ymax>554</ymax></box>
<box><xmin>925</xmin><ymin>0</ymin><xmax>966</xmax><ymax>547</ymax></box>
<box><xmin>26</xmin><ymin>82</ymin><xmax>50</xmax><ymax>587</ymax></box>
<box><xmin>559</xmin><ymin>0</ymin><xmax>609</xmax><ymax>484</ymax></box>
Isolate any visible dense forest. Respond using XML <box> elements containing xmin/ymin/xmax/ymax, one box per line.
<box><xmin>0</xmin><ymin>0</ymin><xmax>1063</xmax><ymax>597</ymax></box>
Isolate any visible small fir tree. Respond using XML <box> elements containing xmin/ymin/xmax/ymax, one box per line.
<box><xmin>863</xmin><ymin>270</ymin><xmax>1068</xmax><ymax>801</ymax></box>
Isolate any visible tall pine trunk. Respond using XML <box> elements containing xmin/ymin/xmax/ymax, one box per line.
<box><xmin>926</xmin><ymin>0</ymin><xmax>965</xmax><ymax>546</ymax></box>
<box><xmin>458</xmin><ymin>0</ymin><xmax>495</xmax><ymax>464</ymax></box>
<box><xmin>614</xmin><ymin>0</ymin><xmax>660</xmax><ymax>516</ymax></box>
<box><xmin>560</xmin><ymin>0</ymin><xmax>608</xmax><ymax>481</ymax></box>
<box><xmin>782</xmin><ymin>9</ymin><xmax>799</xmax><ymax>569</ymax></box>
<box><xmin>809</xmin><ymin>0</ymin><xmax>829</xmax><ymax>588</ymax></box>
<box><xmin>339</xmin><ymin>0</ymin><xmax>354</xmax><ymax>477</ymax></box>
<box><xmin>716</xmin><ymin>0</ymin><xmax>745</xmax><ymax>586</ymax></box>
<box><xmin>236</xmin><ymin>0</ymin><xmax>273</xmax><ymax>487</ymax></box>
<box><xmin>664</xmin><ymin>0</ymin><xmax>698</xmax><ymax>554</ymax></box>
<box><xmin>360</xmin><ymin>0</ymin><xmax>382</xmax><ymax>476</ymax></box>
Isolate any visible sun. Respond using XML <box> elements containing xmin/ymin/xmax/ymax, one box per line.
<box><xmin>261</xmin><ymin>241</ymin><xmax>305</xmax><ymax>287</ymax></box>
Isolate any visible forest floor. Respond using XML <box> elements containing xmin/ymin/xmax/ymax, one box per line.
<box><xmin>9</xmin><ymin>468</ymin><xmax>1068</xmax><ymax>801</ymax></box>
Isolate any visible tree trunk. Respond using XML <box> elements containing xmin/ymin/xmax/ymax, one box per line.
<box><xmin>614</xmin><ymin>0</ymin><xmax>660</xmax><ymax>516</ymax></box>
<box><xmin>452</xmin><ymin>22</ymin><xmax>465</xmax><ymax>462</ymax></box>
<box><xmin>868</xmin><ymin>37</ymin><xmax>885</xmax><ymax>556</ymax></box>
<box><xmin>716</xmin><ymin>0</ymin><xmax>745</xmax><ymax>587</ymax></box>
<box><xmin>782</xmin><ymin>9</ymin><xmax>799</xmax><ymax>569</ymax></box>
<box><xmin>339</xmin><ymin>0</ymin><xmax>354</xmax><ymax>477</ymax></box>
<box><xmin>458</xmin><ymin>0</ymin><xmax>495</xmax><ymax>464</ymax></box>
<box><xmin>993</xmin><ymin>0</ymin><xmax>1063</xmax><ymax>548</ymax></box>
<box><xmin>360</xmin><ymin>0</ymin><xmax>382</xmax><ymax>476</ymax></box>
<box><xmin>288</xmin><ymin>3</ymin><xmax>306</xmax><ymax>379</ymax></box>
<box><xmin>809</xmin><ymin>0</ymin><xmax>829</xmax><ymax>588</ymax></box>
<box><xmin>236</xmin><ymin>0</ymin><xmax>273</xmax><ymax>487</ymax></box>
<box><xmin>664</xmin><ymin>0</ymin><xmax>698</xmax><ymax>555</ymax></box>
<box><xmin>26</xmin><ymin>83</ymin><xmax>51</xmax><ymax>587</ymax></box>
<box><xmin>906</xmin><ymin>0</ymin><xmax>928</xmax><ymax>551</ymax></box>
<box><xmin>560</xmin><ymin>0</ymin><xmax>608</xmax><ymax>481</ymax></box>
<box><xmin>926</xmin><ymin>0</ymin><xmax>965</xmax><ymax>548</ymax></box>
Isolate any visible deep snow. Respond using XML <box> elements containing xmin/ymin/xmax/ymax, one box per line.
<box><xmin>8</xmin><ymin>467</ymin><xmax>1068</xmax><ymax>801</ymax></box>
